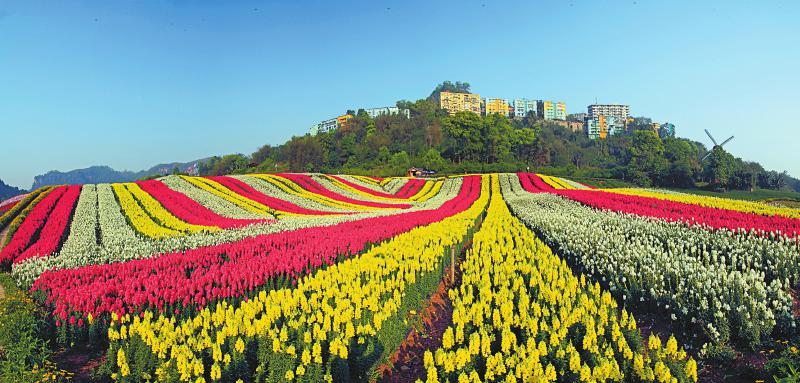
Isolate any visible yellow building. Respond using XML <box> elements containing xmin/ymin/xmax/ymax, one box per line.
<box><xmin>437</xmin><ymin>91</ymin><xmax>481</xmax><ymax>115</ymax></box>
<box><xmin>336</xmin><ymin>114</ymin><xmax>353</xmax><ymax>125</ymax></box>
<box><xmin>483</xmin><ymin>98</ymin><xmax>509</xmax><ymax>116</ymax></box>
<box><xmin>539</xmin><ymin>100</ymin><xmax>567</xmax><ymax>120</ymax></box>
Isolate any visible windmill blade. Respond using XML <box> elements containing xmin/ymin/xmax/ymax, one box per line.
<box><xmin>704</xmin><ymin>129</ymin><xmax>718</xmax><ymax>146</ymax></box>
<box><xmin>701</xmin><ymin>152</ymin><xmax>712</xmax><ymax>161</ymax></box>
<box><xmin>719</xmin><ymin>136</ymin><xmax>734</xmax><ymax>147</ymax></box>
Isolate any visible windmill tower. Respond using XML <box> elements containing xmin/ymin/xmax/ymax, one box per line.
<box><xmin>701</xmin><ymin>129</ymin><xmax>734</xmax><ymax>161</ymax></box>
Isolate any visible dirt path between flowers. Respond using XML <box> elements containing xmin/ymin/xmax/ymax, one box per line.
<box><xmin>377</xmin><ymin>239</ymin><xmax>471</xmax><ymax>383</ymax></box>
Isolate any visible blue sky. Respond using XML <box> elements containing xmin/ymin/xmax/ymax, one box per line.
<box><xmin>1</xmin><ymin>0</ymin><xmax>798</xmax><ymax>189</ymax></box>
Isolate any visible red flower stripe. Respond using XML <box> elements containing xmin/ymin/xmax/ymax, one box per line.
<box><xmin>0</xmin><ymin>200</ymin><xmax>19</xmax><ymax>214</ymax></box>
<box><xmin>275</xmin><ymin>173</ymin><xmax>412</xmax><ymax>209</ymax></box>
<box><xmin>136</xmin><ymin>180</ymin><xmax>265</xmax><ymax>229</ymax></box>
<box><xmin>33</xmin><ymin>176</ymin><xmax>481</xmax><ymax>318</ymax></box>
<box><xmin>517</xmin><ymin>173</ymin><xmax>800</xmax><ymax>236</ymax></box>
<box><xmin>0</xmin><ymin>186</ymin><xmax>68</xmax><ymax>266</ymax></box>
<box><xmin>209</xmin><ymin>176</ymin><xmax>337</xmax><ymax>216</ymax></box>
<box><xmin>15</xmin><ymin>185</ymin><xmax>82</xmax><ymax>264</ymax></box>
<box><xmin>394</xmin><ymin>179</ymin><xmax>425</xmax><ymax>199</ymax></box>
<box><xmin>327</xmin><ymin>175</ymin><xmax>404</xmax><ymax>199</ymax></box>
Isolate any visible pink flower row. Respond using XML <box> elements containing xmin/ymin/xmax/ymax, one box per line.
<box><xmin>1</xmin><ymin>186</ymin><xmax>81</xmax><ymax>266</ymax></box>
<box><xmin>276</xmin><ymin>173</ymin><xmax>412</xmax><ymax>209</ymax></box>
<box><xmin>209</xmin><ymin>176</ymin><xmax>338</xmax><ymax>216</ymax></box>
<box><xmin>33</xmin><ymin>176</ymin><xmax>482</xmax><ymax>319</ymax></box>
<box><xmin>137</xmin><ymin>180</ymin><xmax>267</xmax><ymax>229</ymax></box>
<box><xmin>517</xmin><ymin>173</ymin><xmax>800</xmax><ymax>237</ymax></box>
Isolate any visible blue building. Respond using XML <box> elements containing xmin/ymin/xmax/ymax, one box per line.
<box><xmin>659</xmin><ymin>122</ymin><xmax>676</xmax><ymax>138</ymax></box>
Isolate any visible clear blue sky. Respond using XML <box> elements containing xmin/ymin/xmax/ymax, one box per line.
<box><xmin>1</xmin><ymin>1</ymin><xmax>798</xmax><ymax>189</ymax></box>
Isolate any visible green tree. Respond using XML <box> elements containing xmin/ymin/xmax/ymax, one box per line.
<box><xmin>625</xmin><ymin>130</ymin><xmax>668</xmax><ymax>186</ymax></box>
<box><xmin>420</xmin><ymin>148</ymin><xmax>446</xmax><ymax>170</ymax></box>
<box><xmin>662</xmin><ymin>137</ymin><xmax>699</xmax><ymax>187</ymax></box>
<box><xmin>442</xmin><ymin>112</ymin><xmax>483</xmax><ymax>163</ymax></box>
<box><xmin>704</xmin><ymin>146</ymin><xmax>737</xmax><ymax>190</ymax></box>
<box><xmin>389</xmin><ymin>151</ymin><xmax>411</xmax><ymax>171</ymax></box>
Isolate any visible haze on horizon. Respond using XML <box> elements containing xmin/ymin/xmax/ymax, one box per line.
<box><xmin>0</xmin><ymin>0</ymin><xmax>798</xmax><ymax>189</ymax></box>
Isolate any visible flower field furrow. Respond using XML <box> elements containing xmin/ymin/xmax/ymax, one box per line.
<box><xmin>502</xmin><ymin>173</ymin><xmax>794</xmax><ymax>346</ymax></box>
<box><xmin>421</xmin><ymin>175</ymin><xmax>696</xmax><ymax>382</ymax></box>
<box><xmin>1</xmin><ymin>186</ymin><xmax>56</xmax><ymax>245</ymax></box>
<box><xmin>324</xmin><ymin>175</ymin><xmax>405</xmax><ymax>199</ymax></box>
<box><xmin>161</xmin><ymin>175</ymin><xmax>264</xmax><ymax>219</ymax></box>
<box><xmin>519</xmin><ymin>173</ymin><xmax>800</xmax><ymax>237</ymax></box>
<box><xmin>0</xmin><ymin>186</ymin><xmax>67</xmax><ymax>266</ymax></box>
<box><xmin>104</xmin><ymin>175</ymin><xmax>489</xmax><ymax>382</ymax></box>
<box><xmin>341</xmin><ymin>175</ymin><xmax>389</xmax><ymax>192</ymax></box>
<box><xmin>395</xmin><ymin>178</ymin><xmax>426</xmax><ymax>198</ymax></box>
<box><xmin>180</xmin><ymin>176</ymin><xmax>275</xmax><ymax>217</ymax></box>
<box><xmin>279</xmin><ymin>173</ymin><xmax>412</xmax><ymax>209</ymax></box>
<box><xmin>137</xmin><ymin>180</ymin><xmax>264</xmax><ymax>229</ymax></box>
<box><xmin>605</xmin><ymin>187</ymin><xmax>800</xmax><ymax>219</ymax></box>
<box><xmin>14</xmin><ymin>185</ymin><xmax>82</xmax><ymax>264</ymax></box>
<box><xmin>250</xmin><ymin>174</ymin><xmax>367</xmax><ymax>211</ymax></box>
<box><xmin>209</xmin><ymin>176</ymin><xmax>338</xmax><ymax>216</ymax></box>
<box><xmin>233</xmin><ymin>175</ymin><xmax>347</xmax><ymax>213</ymax></box>
<box><xmin>33</xmin><ymin>176</ymin><xmax>483</xmax><ymax>320</ymax></box>
<box><xmin>125</xmin><ymin>183</ymin><xmax>217</xmax><ymax>234</ymax></box>
<box><xmin>112</xmin><ymin>183</ymin><xmax>183</xmax><ymax>239</ymax></box>
<box><xmin>56</xmin><ymin>185</ymin><xmax>101</xmax><ymax>261</ymax></box>
<box><xmin>14</xmin><ymin>178</ymin><xmax>469</xmax><ymax>286</ymax></box>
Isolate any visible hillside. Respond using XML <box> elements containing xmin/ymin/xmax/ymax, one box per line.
<box><xmin>30</xmin><ymin>159</ymin><xmax>209</xmax><ymax>189</ymax></box>
<box><xmin>0</xmin><ymin>179</ymin><xmax>25</xmax><ymax>200</ymax></box>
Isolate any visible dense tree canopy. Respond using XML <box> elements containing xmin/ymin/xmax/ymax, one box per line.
<box><xmin>195</xmin><ymin>83</ymin><xmax>797</xmax><ymax>193</ymax></box>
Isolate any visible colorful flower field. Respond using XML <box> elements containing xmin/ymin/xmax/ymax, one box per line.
<box><xmin>1</xmin><ymin>172</ymin><xmax>800</xmax><ymax>382</ymax></box>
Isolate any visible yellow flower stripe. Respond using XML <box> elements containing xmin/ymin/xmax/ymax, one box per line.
<box><xmin>603</xmin><ymin>187</ymin><xmax>800</xmax><ymax>219</ymax></box>
<box><xmin>124</xmin><ymin>183</ymin><xmax>218</xmax><ymax>234</ymax></box>
<box><xmin>112</xmin><ymin>184</ymin><xmax>181</xmax><ymax>239</ymax></box>
<box><xmin>538</xmin><ymin>174</ymin><xmax>575</xmax><ymax>190</ymax></box>
<box><xmin>109</xmin><ymin>176</ymin><xmax>490</xmax><ymax>381</ymax></box>
<box><xmin>351</xmin><ymin>175</ymin><xmax>382</xmax><ymax>186</ymax></box>
<box><xmin>410</xmin><ymin>180</ymin><xmax>444</xmax><ymax>202</ymax></box>
<box><xmin>422</xmin><ymin>176</ymin><xmax>697</xmax><ymax>382</ymax></box>
<box><xmin>181</xmin><ymin>176</ymin><xmax>274</xmax><ymax>217</ymax></box>
<box><xmin>319</xmin><ymin>174</ymin><xmax>417</xmax><ymax>203</ymax></box>
<box><xmin>251</xmin><ymin>174</ymin><xmax>375</xmax><ymax>211</ymax></box>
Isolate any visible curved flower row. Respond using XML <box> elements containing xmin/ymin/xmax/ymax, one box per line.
<box><xmin>104</xmin><ymin>175</ymin><xmax>489</xmax><ymax>382</ymax></box>
<box><xmin>604</xmin><ymin>187</ymin><xmax>800</xmax><ymax>219</ymax></box>
<box><xmin>112</xmin><ymin>183</ymin><xmax>183</xmax><ymax>239</ymax></box>
<box><xmin>13</xmin><ymin>185</ymin><xmax>81</xmax><ymax>265</ymax></box>
<box><xmin>13</xmin><ymin>177</ymin><xmax>465</xmax><ymax>287</ymax></box>
<box><xmin>180</xmin><ymin>176</ymin><xmax>275</xmax><ymax>217</ymax></box>
<box><xmin>338</xmin><ymin>175</ymin><xmax>390</xmax><ymax>193</ymax></box>
<box><xmin>422</xmin><ymin>175</ymin><xmax>696</xmax><ymax>382</ymax></box>
<box><xmin>138</xmin><ymin>180</ymin><xmax>264</xmax><ymax>229</ymax></box>
<box><xmin>56</xmin><ymin>185</ymin><xmax>101</xmax><ymax>261</ymax></box>
<box><xmin>503</xmin><ymin>174</ymin><xmax>794</xmax><ymax>346</ymax></box>
<box><xmin>160</xmin><ymin>176</ymin><xmax>263</xmax><ymax>219</ymax></box>
<box><xmin>0</xmin><ymin>193</ymin><xmax>27</xmax><ymax>214</ymax></box>
<box><xmin>280</xmin><ymin>173</ymin><xmax>412</xmax><ymax>209</ymax></box>
<box><xmin>323</xmin><ymin>175</ymin><xmax>407</xmax><ymax>200</ymax></box>
<box><xmin>125</xmin><ymin>183</ymin><xmax>218</xmax><ymax>234</ymax></box>
<box><xmin>1</xmin><ymin>186</ymin><xmax>69</xmax><ymax>266</ymax></box>
<box><xmin>232</xmin><ymin>175</ymin><xmax>347</xmax><ymax>213</ymax></box>
<box><xmin>33</xmin><ymin>176</ymin><xmax>483</xmax><ymax>320</ymax></box>
<box><xmin>519</xmin><ymin>173</ymin><xmax>800</xmax><ymax>237</ymax></box>
<box><xmin>249</xmin><ymin>174</ymin><xmax>372</xmax><ymax>212</ymax></box>
<box><xmin>209</xmin><ymin>176</ymin><xmax>338</xmax><ymax>217</ymax></box>
<box><xmin>0</xmin><ymin>186</ymin><xmax>55</xmax><ymax>245</ymax></box>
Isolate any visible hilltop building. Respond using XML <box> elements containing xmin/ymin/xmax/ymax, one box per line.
<box><xmin>363</xmin><ymin>106</ymin><xmax>410</xmax><ymax>119</ymax></box>
<box><xmin>512</xmin><ymin>99</ymin><xmax>539</xmax><ymax>118</ymax></box>
<box><xmin>483</xmin><ymin>98</ymin><xmax>510</xmax><ymax>116</ymax></box>
<box><xmin>436</xmin><ymin>91</ymin><xmax>481</xmax><ymax>115</ymax></box>
<box><xmin>587</xmin><ymin>104</ymin><xmax>630</xmax><ymax>129</ymax></box>
<box><xmin>539</xmin><ymin>101</ymin><xmax>567</xmax><ymax>120</ymax></box>
<box><xmin>310</xmin><ymin>114</ymin><xmax>353</xmax><ymax>135</ymax></box>
<box><xmin>659</xmin><ymin>122</ymin><xmax>676</xmax><ymax>138</ymax></box>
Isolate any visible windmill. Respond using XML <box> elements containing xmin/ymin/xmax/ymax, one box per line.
<box><xmin>701</xmin><ymin>129</ymin><xmax>734</xmax><ymax>161</ymax></box>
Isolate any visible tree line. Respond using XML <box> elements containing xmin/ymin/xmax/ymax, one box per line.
<box><xmin>193</xmin><ymin>83</ymin><xmax>797</xmax><ymax>193</ymax></box>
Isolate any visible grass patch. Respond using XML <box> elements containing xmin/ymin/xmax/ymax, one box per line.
<box><xmin>667</xmin><ymin>187</ymin><xmax>800</xmax><ymax>202</ymax></box>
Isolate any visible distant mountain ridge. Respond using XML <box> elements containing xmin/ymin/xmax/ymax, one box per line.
<box><xmin>0</xmin><ymin>179</ymin><xmax>26</xmax><ymax>200</ymax></box>
<box><xmin>31</xmin><ymin>158</ymin><xmax>210</xmax><ymax>189</ymax></box>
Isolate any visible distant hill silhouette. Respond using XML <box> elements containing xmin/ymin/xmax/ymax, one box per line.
<box><xmin>31</xmin><ymin>159</ymin><xmax>209</xmax><ymax>189</ymax></box>
<box><xmin>0</xmin><ymin>179</ymin><xmax>26</xmax><ymax>200</ymax></box>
